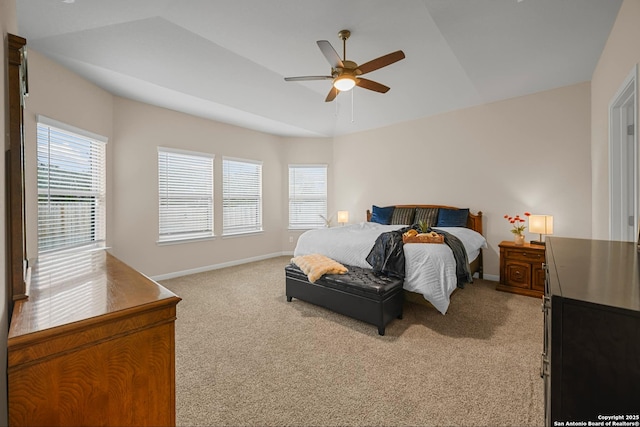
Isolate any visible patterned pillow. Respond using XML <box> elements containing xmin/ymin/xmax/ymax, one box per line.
<box><xmin>414</xmin><ymin>208</ymin><xmax>439</xmax><ymax>228</ymax></box>
<box><xmin>390</xmin><ymin>207</ymin><xmax>416</xmax><ymax>225</ymax></box>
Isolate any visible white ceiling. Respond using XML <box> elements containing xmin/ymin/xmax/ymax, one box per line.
<box><xmin>16</xmin><ymin>0</ymin><xmax>622</xmax><ymax>138</ymax></box>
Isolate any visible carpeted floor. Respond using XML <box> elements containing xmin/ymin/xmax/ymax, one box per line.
<box><xmin>160</xmin><ymin>256</ymin><xmax>544</xmax><ymax>427</ymax></box>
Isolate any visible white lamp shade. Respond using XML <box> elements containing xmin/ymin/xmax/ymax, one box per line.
<box><xmin>337</xmin><ymin>211</ymin><xmax>349</xmax><ymax>224</ymax></box>
<box><xmin>528</xmin><ymin>215</ymin><xmax>554</xmax><ymax>235</ymax></box>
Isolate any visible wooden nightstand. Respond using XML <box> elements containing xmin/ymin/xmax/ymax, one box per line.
<box><xmin>498</xmin><ymin>240</ymin><xmax>545</xmax><ymax>298</ymax></box>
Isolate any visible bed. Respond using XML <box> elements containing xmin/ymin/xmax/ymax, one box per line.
<box><xmin>293</xmin><ymin>204</ymin><xmax>486</xmax><ymax>314</ymax></box>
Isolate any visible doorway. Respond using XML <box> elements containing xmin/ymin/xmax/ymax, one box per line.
<box><xmin>610</xmin><ymin>65</ymin><xmax>638</xmax><ymax>241</ymax></box>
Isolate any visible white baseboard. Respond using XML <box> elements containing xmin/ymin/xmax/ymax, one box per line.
<box><xmin>152</xmin><ymin>251</ymin><xmax>292</xmax><ymax>281</ymax></box>
<box><xmin>151</xmin><ymin>251</ymin><xmax>498</xmax><ymax>283</ymax></box>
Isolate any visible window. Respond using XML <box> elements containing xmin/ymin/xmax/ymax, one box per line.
<box><xmin>222</xmin><ymin>157</ymin><xmax>262</xmax><ymax>235</ymax></box>
<box><xmin>158</xmin><ymin>147</ymin><xmax>214</xmax><ymax>243</ymax></box>
<box><xmin>37</xmin><ymin>116</ymin><xmax>107</xmax><ymax>254</ymax></box>
<box><xmin>289</xmin><ymin>165</ymin><xmax>327</xmax><ymax>229</ymax></box>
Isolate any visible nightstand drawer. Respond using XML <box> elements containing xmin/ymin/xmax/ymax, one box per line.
<box><xmin>504</xmin><ymin>261</ymin><xmax>532</xmax><ymax>289</ymax></box>
<box><xmin>504</xmin><ymin>248</ymin><xmax>545</xmax><ymax>263</ymax></box>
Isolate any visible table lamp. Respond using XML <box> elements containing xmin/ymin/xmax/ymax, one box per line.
<box><xmin>337</xmin><ymin>211</ymin><xmax>349</xmax><ymax>226</ymax></box>
<box><xmin>528</xmin><ymin>214</ymin><xmax>553</xmax><ymax>245</ymax></box>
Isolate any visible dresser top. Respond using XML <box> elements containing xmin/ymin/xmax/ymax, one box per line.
<box><xmin>546</xmin><ymin>236</ymin><xmax>640</xmax><ymax>312</ymax></box>
<box><xmin>9</xmin><ymin>250</ymin><xmax>180</xmax><ymax>340</ymax></box>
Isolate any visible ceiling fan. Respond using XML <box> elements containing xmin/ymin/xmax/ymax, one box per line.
<box><xmin>284</xmin><ymin>29</ymin><xmax>405</xmax><ymax>102</ymax></box>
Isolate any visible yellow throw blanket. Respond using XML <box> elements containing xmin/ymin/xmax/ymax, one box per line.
<box><xmin>290</xmin><ymin>254</ymin><xmax>348</xmax><ymax>283</ymax></box>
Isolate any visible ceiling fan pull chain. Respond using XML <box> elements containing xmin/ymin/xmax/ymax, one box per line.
<box><xmin>351</xmin><ymin>89</ymin><xmax>355</xmax><ymax>123</ymax></box>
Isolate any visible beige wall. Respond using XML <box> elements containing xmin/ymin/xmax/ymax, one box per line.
<box><xmin>591</xmin><ymin>0</ymin><xmax>640</xmax><ymax>240</ymax></box>
<box><xmin>1</xmin><ymin>0</ymin><xmax>18</xmax><ymax>424</ymax></box>
<box><xmin>111</xmin><ymin>97</ymin><xmax>289</xmax><ymax>277</ymax></box>
<box><xmin>280</xmin><ymin>137</ymin><xmax>333</xmax><ymax>251</ymax></box>
<box><xmin>333</xmin><ymin>82</ymin><xmax>593</xmax><ymax>277</ymax></box>
<box><xmin>23</xmin><ymin>50</ymin><xmax>114</xmax><ymax>259</ymax></box>
<box><xmin>110</xmin><ymin>106</ymin><xmax>335</xmax><ymax>276</ymax></box>
<box><xmin>19</xmin><ymin>45</ymin><xmax>593</xmax><ymax>281</ymax></box>
<box><xmin>18</xmin><ymin>49</ymin><xmax>333</xmax><ymax>278</ymax></box>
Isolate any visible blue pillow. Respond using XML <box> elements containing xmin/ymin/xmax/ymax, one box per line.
<box><xmin>436</xmin><ymin>208</ymin><xmax>469</xmax><ymax>227</ymax></box>
<box><xmin>370</xmin><ymin>205</ymin><xmax>394</xmax><ymax>224</ymax></box>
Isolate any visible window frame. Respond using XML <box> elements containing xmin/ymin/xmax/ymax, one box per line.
<box><xmin>222</xmin><ymin>156</ymin><xmax>263</xmax><ymax>236</ymax></box>
<box><xmin>36</xmin><ymin>115</ymin><xmax>108</xmax><ymax>255</ymax></box>
<box><xmin>157</xmin><ymin>146</ymin><xmax>215</xmax><ymax>244</ymax></box>
<box><xmin>288</xmin><ymin>164</ymin><xmax>328</xmax><ymax>230</ymax></box>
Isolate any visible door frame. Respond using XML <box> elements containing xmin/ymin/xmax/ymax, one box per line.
<box><xmin>609</xmin><ymin>64</ymin><xmax>638</xmax><ymax>241</ymax></box>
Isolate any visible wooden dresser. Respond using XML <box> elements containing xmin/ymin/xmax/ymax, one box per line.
<box><xmin>8</xmin><ymin>250</ymin><xmax>181</xmax><ymax>426</ymax></box>
<box><xmin>498</xmin><ymin>240</ymin><xmax>545</xmax><ymax>297</ymax></box>
<box><xmin>543</xmin><ymin>237</ymin><xmax>640</xmax><ymax>426</ymax></box>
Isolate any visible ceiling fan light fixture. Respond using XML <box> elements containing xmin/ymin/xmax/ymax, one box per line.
<box><xmin>285</xmin><ymin>29</ymin><xmax>405</xmax><ymax>102</ymax></box>
<box><xmin>333</xmin><ymin>75</ymin><xmax>356</xmax><ymax>91</ymax></box>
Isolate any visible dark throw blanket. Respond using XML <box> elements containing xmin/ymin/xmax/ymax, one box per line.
<box><xmin>365</xmin><ymin>227</ymin><xmax>407</xmax><ymax>279</ymax></box>
<box><xmin>365</xmin><ymin>226</ymin><xmax>473</xmax><ymax>288</ymax></box>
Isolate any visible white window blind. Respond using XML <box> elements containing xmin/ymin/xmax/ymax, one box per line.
<box><xmin>289</xmin><ymin>165</ymin><xmax>327</xmax><ymax>229</ymax></box>
<box><xmin>37</xmin><ymin>119</ymin><xmax>107</xmax><ymax>254</ymax></box>
<box><xmin>158</xmin><ymin>147</ymin><xmax>214</xmax><ymax>242</ymax></box>
<box><xmin>222</xmin><ymin>157</ymin><xmax>262</xmax><ymax>235</ymax></box>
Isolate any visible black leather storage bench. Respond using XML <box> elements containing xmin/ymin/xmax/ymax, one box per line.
<box><xmin>285</xmin><ymin>264</ymin><xmax>404</xmax><ymax>335</ymax></box>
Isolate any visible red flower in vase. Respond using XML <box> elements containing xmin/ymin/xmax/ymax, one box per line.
<box><xmin>504</xmin><ymin>212</ymin><xmax>530</xmax><ymax>235</ymax></box>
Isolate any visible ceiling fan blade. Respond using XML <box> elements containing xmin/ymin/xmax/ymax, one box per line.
<box><xmin>356</xmin><ymin>78</ymin><xmax>390</xmax><ymax>93</ymax></box>
<box><xmin>284</xmin><ymin>76</ymin><xmax>332</xmax><ymax>82</ymax></box>
<box><xmin>325</xmin><ymin>86</ymin><xmax>339</xmax><ymax>102</ymax></box>
<box><xmin>317</xmin><ymin>40</ymin><xmax>344</xmax><ymax>69</ymax></box>
<box><xmin>357</xmin><ymin>50</ymin><xmax>405</xmax><ymax>75</ymax></box>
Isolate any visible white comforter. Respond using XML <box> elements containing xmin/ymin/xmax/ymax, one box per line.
<box><xmin>293</xmin><ymin>222</ymin><xmax>487</xmax><ymax>314</ymax></box>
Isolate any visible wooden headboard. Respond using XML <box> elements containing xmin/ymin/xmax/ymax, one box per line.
<box><xmin>366</xmin><ymin>204</ymin><xmax>484</xmax><ymax>236</ymax></box>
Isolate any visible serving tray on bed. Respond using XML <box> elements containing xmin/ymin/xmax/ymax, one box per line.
<box><xmin>402</xmin><ymin>233</ymin><xmax>444</xmax><ymax>244</ymax></box>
